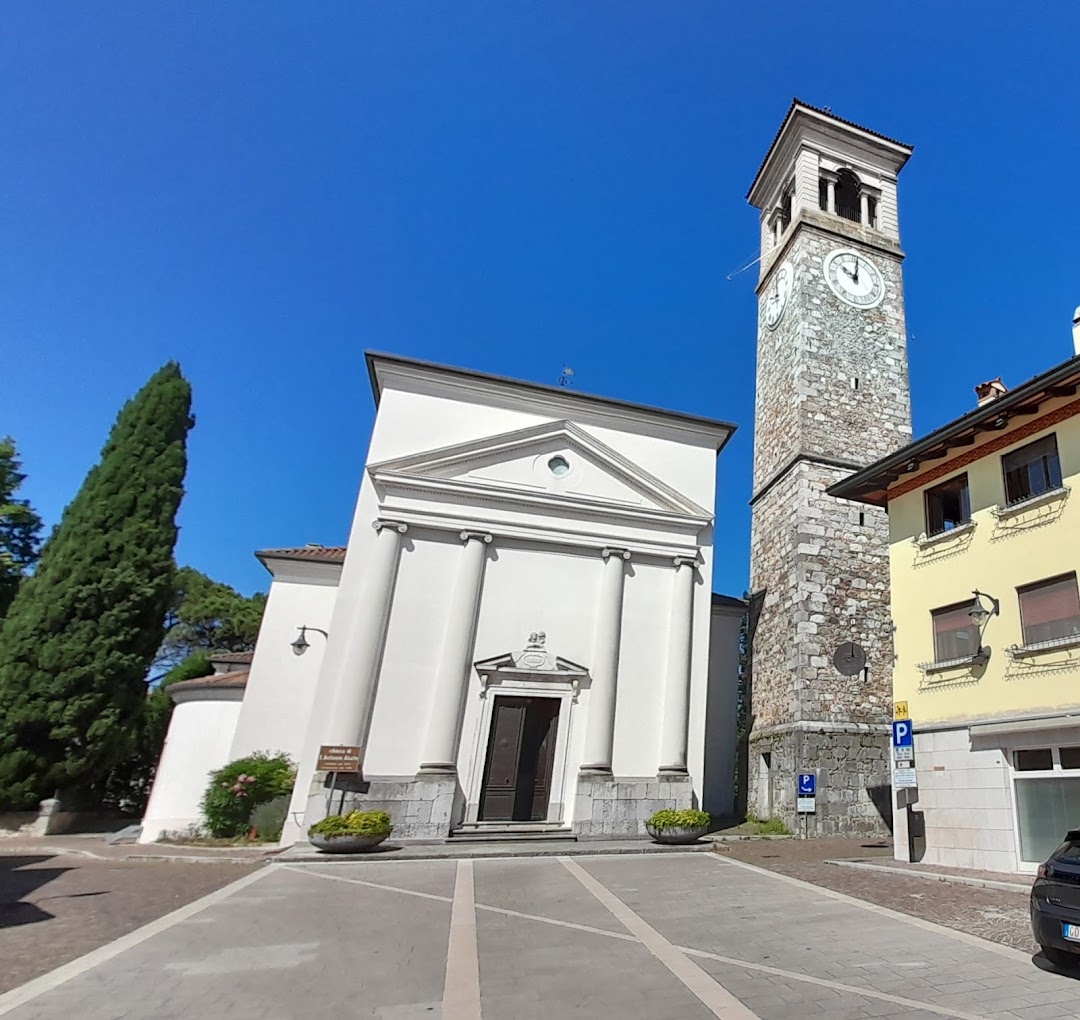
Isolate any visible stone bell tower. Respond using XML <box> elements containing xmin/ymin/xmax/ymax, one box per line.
<box><xmin>746</xmin><ymin>100</ymin><xmax>914</xmax><ymax>833</ymax></box>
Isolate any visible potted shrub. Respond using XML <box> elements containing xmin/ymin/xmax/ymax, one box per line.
<box><xmin>645</xmin><ymin>808</ymin><xmax>711</xmax><ymax>845</ymax></box>
<box><xmin>308</xmin><ymin>810</ymin><xmax>393</xmax><ymax>853</ymax></box>
<box><xmin>200</xmin><ymin>751</ymin><xmax>296</xmax><ymax>840</ymax></box>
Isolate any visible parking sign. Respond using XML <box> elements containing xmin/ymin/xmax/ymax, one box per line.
<box><xmin>892</xmin><ymin>720</ymin><xmax>913</xmax><ymax>748</ymax></box>
<box><xmin>798</xmin><ymin>773</ymin><xmax>816</xmax><ymax>796</ymax></box>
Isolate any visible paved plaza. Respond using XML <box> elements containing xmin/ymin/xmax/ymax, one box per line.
<box><xmin>2</xmin><ymin>851</ymin><xmax>1079</xmax><ymax>1019</ymax></box>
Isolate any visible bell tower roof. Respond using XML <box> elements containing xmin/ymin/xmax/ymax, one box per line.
<box><xmin>747</xmin><ymin>99</ymin><xmax>913</xmax><ymax>210</ymax></box>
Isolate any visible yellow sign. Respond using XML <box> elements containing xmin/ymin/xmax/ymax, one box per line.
<box><xmin>894</xmin><ymin>701</ymin><xmax>909</xmax><ymax>721</ymax></box>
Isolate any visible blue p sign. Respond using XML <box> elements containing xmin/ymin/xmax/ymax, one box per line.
<box><xmin>892</xmin><ymin>720</ymin><xmax>913</xmax><ymax>748</ymax></box>
<box><xmin>798</xmin><ymin>773</ymin><xmax>816</xmax><ymax>796</ymax></box>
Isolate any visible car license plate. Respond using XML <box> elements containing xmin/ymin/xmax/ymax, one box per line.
<box><xmin>1063</xmin><ymin>923</ymin><xmax>1080</xmax><ymax>942</ymax></box>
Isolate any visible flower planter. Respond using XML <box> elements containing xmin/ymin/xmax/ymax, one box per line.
<box><xmin>645</xmin><ymin>823</ymin><xmax>709</xmax><ymax>845</ymax></box>
<box><xmin>309</xmin><ymin>831</ymin><xmax>390</xmax><ymax>854</ymax></box>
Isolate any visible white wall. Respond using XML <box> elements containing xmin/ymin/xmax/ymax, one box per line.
<box><xmin>282</xmin><ymin>359</ymin><xmax>728</xmax><ymax>843</ymax></box>
<box><xmin>229</xmin><ymin>563</ymin><xmax>338</xmax><ymax>766</ymax></box>
<box><xmin>139</xmin><ymin>691</ymin><xmax>244</xmax><ymax>843</ymax></box>
<box><xmin>893</xmin><ymin>727</ymin><xmax>1015</xmax><ymax>872</ymax></box>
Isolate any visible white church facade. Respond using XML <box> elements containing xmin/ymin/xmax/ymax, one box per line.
<box><xmin>141</xmin><ymin>352</ymin><xmax>745</xmax><ymax>845</ymax></box>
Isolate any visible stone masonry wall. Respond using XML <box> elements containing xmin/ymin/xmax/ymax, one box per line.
<box><xmin>748</xmin><ymin>215</ymin><xmax>913</xmax><ymax>833</ymax></box>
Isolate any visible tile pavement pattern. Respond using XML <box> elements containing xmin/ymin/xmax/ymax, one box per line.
<box><xmin>2</xmin><ymin>852</ymin><xmax>1078</xmax><ymax>1019</ymax></box>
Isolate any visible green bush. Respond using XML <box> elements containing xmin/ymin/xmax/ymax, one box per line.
<box><xmin>201</xmin><ymin>752</ymin><xmax>295</xmax><ymax>837</ymax></box>
<box><xmin>249</xmin><ymin>795</ymin><xmax>290</xmax><ymax>842</ymax></box>
<box><xmin>647</xmin><ymin>808</ymin><xmax>711</xmax><ymax>832</ymax></box>
<box><xmin>309</xmin><ymin>810</ymin><xmax>393</xmax><ymax>839</ymax></box>
<box><xmin>746</xmin><ymin>812</ymin><xmax>792</xmax><ymax>836</ymax></box>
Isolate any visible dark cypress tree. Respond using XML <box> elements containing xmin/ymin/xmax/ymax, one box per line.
<box><xmin>0</xmin><ymin>363</ymin><xmax>193</xmax><ymax>809</ymax></box>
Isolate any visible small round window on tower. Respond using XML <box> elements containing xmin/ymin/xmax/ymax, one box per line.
<box><xmin>548</xmin><ymin>455</ymin><xmax>570</xmax><ymax>477</ymax></box>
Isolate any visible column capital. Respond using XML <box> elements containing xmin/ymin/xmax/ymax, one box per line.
<box><xmin>459</xmin><ymin>530</ymin><xmax>494</xmax><ymax>545</ymax></box>
<box><xmin>672</xmin><ymin>554</ymin><xmax>699</xmax><ymax>568</ymax></box>
<box><xmin>373</xmin><ymin>519</ymin><xmax>408</xmax><ymax>535</ymax></box>
<box><xmin>601</xmin><ymin>547</ymin><xmax>631</xmax><ymax>562</ymax></box>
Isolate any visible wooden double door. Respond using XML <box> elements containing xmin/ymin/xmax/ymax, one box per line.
<box><xmin>478</xmin><ymin>696</ymin><xmax>560</xmax><ymax>822</ymax></box>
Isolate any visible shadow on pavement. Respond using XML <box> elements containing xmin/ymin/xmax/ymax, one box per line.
<box><xmin>1032</xmin><ymin>951</ymin><xmax>1080</xmax><ymax>978</ymax></box>
<box><xmin>0</xmin><ymin>855</ymin><xmax>74</xmax><ymax>930</ymax></box>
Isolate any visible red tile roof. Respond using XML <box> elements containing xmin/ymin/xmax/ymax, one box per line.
<box><xmin>211</xmin><ymin>651</ymin><xmax>254</xmax><ymax>664</ymax></box>
<box><xmin>168</xmin><ymin>671</ymin><xmax>249</xmax><ymax>697</ymax></box>
<box><xmin>255</xmin><ymin>545</ymin><xmax>347</xmax><ymax>564</ymax></box>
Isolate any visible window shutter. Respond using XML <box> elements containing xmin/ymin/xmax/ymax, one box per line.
<box><xmin>1021</xmin><ymin>576</ymin><xmax>1080</xmax><ymax>628</ymax></box>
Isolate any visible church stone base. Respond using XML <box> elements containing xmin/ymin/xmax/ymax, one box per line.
<box><xmin>748</xmin><ymin>723</ymin><xmax>892</xmax><ymax>837</ymax></box>
<box><xmin>573</xmin><ymin>773</ymin><xmax>694</xmax><ymax>838</ymax></box>
<box><xmin>305</xmin><ymin>772</ymin><xmax>460</xmax><ymax>841</ymax></box>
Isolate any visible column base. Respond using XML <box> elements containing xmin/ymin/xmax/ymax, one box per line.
<box><xmin>300</xmin><ymin>771</ymin><xmax>460</xmax><ymax>842</ymax></box>
<box><xmin>416</xmin><ymin>763</ymin><xmax>457</xmax><ymax>775</ymax></box>
<box><xmin>577</xmin><ymin>764</ymin><xmax>612</xmax><ymax>776</ymax></box>
<box><xmin>573</xmin><ymin>773</ymin><xmax>694</xmax><ymax>839</ymax></box>
<box><xmin>657</xmin><ymin>765</ymin><xmax>689</xmax><ymax>776</ymax></box>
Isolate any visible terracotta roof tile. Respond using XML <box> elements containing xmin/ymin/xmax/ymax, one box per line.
<box><xmin>210</xmin><ymin>651</ymin><xmax>254</xmax><ymax>664</ymax></box>
<box><xmin>255</xmin><ymin>545</ymin><xmax>347</xmax><ymax>564</ymax></box>
<box><xmin>168</xmin><ymin>671</ymin><xmax>249</xmax><ymax>697</ymax></box>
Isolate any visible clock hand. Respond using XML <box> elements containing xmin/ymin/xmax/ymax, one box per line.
<box><xmin>851</xmin><ymin>257</ymin><xmax>860</xmax><ymax>284</ymax></box>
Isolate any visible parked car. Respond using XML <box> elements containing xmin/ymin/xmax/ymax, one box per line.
<box><xmin>1031</xmin><ymin>830</ymin><xmax>1080</xmax><ymax>967</ymax></box>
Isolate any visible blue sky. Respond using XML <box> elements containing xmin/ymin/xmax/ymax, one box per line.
<box><xmin>4</xmin><ymin>3</ymin><xmax>1079</xmax><ymax>599</ymax></box>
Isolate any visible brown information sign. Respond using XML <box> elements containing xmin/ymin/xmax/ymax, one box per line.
<box><xmin>317</xmin><ymin>744</ymin><xmax>362</xmax><ymax>773</ymax></box>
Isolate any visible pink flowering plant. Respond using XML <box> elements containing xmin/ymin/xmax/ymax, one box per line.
<box><xmin>201</xmin><ymin>751</ymin><xmax>296</xmax><ymax>837</ymax></box>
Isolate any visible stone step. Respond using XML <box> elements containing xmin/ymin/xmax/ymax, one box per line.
<box><xmin>448</xmin><ymin>824</ymin><xmax>577</xmax><ymax>842</ymax></box>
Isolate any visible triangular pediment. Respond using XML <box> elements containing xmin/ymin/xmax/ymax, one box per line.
<box><xmin>368</xmin><ymin>420</ymin><xmax>711</xmax><ymax>520</ymax></box>
<box><xmin>474</xmin><ymin>633</ymin><xmax>589</xmax><ymax>677</ymax></box>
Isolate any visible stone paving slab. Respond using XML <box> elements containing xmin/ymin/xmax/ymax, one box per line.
<box><xmin>5</xmin><ymin>851</ymin><xmax>1080</xmax><ymax>1019</ymax></box>
<box><xmin>279</xmin><ymin>837</ymin><xmax>713</xmax><ymax>862</ymax></box>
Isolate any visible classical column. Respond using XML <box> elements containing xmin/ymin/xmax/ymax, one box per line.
<box><xmin>324</xmin><ymin>520</ymin><xmax>407</xmax><ymax>748</ymax></box>
<box><xmin>580</xmin><ymin>547</ymin><xmax>631</xmax><ymax>774</ymax></box>
<box><xmin>859</xmin><ymin>191</ymin><xmax>870</xmax><ymax>226</ymax></box>
<box><xmin>658</xmin><ymin>555</ymin><xmax>697</xmax><ymax>774</ymax></box>
<box><xmin>418</xmin><ymin>531</ymin><xmax>493</xmax><ymax>773</ymax></box>
<box><xmin>826</xmin><ymin>177</ymin><xmax>836</xmax><ymax>214</ymax></box>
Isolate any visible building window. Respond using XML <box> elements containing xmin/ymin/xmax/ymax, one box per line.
<box><xmin>931</xmin><ymin>602</ymin><xmax>979</xmax><ymax>661</ymax></box>
<box><xmin>1012</xmin><ymin>746</ymin><xmax>1080</xmax><ymax>864</ymax></box>
<box><xmin>835</xmin><ymin>168</ymin><xmax>861</xmax><ymax>223</ymax></box>
<box><xmin>1015</xmin><ymin>748</ymin><xmax>1054</xmax><ymax>771</ymax></box>
<box><xmin>1002</xmin><ymin>434</ymin><xmax>1062</xmax><ymax>505</ymax></box>
<box><xmin>1018</xmin><ymin>573</ymin><xmax>1080</xmax><ymax>645</ymax></box>
<box><xmin>780</xmin><ymin>189</ymin><xmax>792</xmax><ymax>232</ymax></box>
<box><xmin>924</xmin><ymin>474</ymin><xmax>970</xmax><ymax>536</ymax></box>
<box><xmin>547</xmin><ymin>455</ymin><xmax>571</xmax><ymax>477</ymax></box>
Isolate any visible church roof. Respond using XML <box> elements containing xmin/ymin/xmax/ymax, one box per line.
<box><xmin>210</xmin><ymin>651</ymin><xmax>254</xmax><ymax>665</ymax></box>
<box><xmin>167</xmin><ymin>670</ymin><xmax>249</xmax><ymax>698</ymax></box>
<box><xmin>365</xmin><ymin>352</ymin><xmax>737</xmax><ymax>449</ymax></box>
<box><xmin>748</xmin><ymin>98</ymin><xmax>914</xmax><ymax>202</ymax></box>
<box><xmin>255</xmin><ymin>545</ymin><xmax>347</xmax><ymax>565</ymax></box>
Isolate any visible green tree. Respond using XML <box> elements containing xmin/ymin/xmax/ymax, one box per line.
<box><xmin>158</xmin><ymin>566</ymin><xmax>266</xmax><ymax>668</ymax></box>
<box><xmin>0</xmin><ymin>437</ymin><xmax>43</xmax><ymax>619</ymax></box>
<box><xmin>0</xmin><ymin>363</ymin><xmax>193</xmax><ymax>810</ymax></box>
<box><xmin>92</xmin><ymin>651</ymin><xmax>212</xmax><ymax>812</ymax></box>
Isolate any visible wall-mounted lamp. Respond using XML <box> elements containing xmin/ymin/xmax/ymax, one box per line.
<box><xmin>291</xmin><ymin>625</ymin><xmax>328</xmax><ymax>656</ymax></box>
<box><xmin>968</xmin><ymin>590</ymin><xmax>1000</xmax><ymax>628</ymax></box>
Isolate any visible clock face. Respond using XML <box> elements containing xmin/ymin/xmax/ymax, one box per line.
<box><xmin>832</xmin><ymin>641</ymin><xmax>867</xmax><ymax>676</ymax></box>
<box><xmin>824</xmin><ymin>249</ymin><xmax>884</xmax><ymax>309</ymax></box>
<box><xmin>763</xmin><ymin>260</ymin><xmax>793</xmax><ymax>330</ymax></box>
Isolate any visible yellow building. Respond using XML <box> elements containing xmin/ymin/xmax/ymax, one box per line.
<box><xmin>831</xmin><ymin>354</ymin><xmax>1080</xmax><ymax>873</ymax></box>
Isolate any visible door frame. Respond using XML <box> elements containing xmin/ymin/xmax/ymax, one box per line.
<box><xmin>464</xmin><ymin>678</ymin><xmax>575</xmax><ymax>825</ymax></box>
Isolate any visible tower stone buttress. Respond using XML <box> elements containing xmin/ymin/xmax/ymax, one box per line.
<box><xmin>746</xmin><ymin>101</ymin><xmax>914</xmax><ymax>834</ymax></box>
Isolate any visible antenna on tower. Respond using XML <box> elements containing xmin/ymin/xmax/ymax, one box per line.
<box><xmin>559</xmin><ymin>365</ymin><xmax>574</xmax><ymax>388</ymax></box>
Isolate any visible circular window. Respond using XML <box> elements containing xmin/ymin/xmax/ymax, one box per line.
<box><xmin>547</xmin><ymin>455</ymin><xmax>570</xmax><ymax>477</ymax></box>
